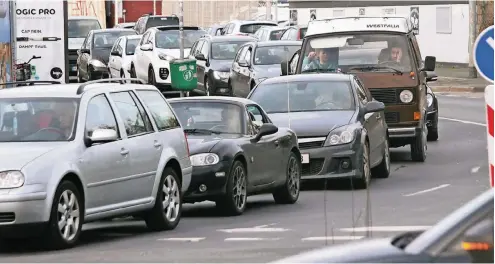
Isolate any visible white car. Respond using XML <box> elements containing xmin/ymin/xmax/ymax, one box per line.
<box><xmin>131</xmin><ymin>26</ymin><xmax>206</xmax><ymax>90</ymax></box>
<box><xmin>108</xmin><ymin>35</ymin><xmax>142</xmax><ymax>80</ymax></box>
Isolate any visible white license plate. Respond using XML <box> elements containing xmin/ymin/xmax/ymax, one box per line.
<box><xmin>301</xmin><ymin>154</ymin><xmax>309</xmax><ymax>164</ymax></box>
<box><xmin>71</xmin><ymin>66</ymin><xmax>77</xmax><ymax>71</ymax></box>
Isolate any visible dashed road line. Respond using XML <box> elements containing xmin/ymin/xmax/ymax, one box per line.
<box><xmin>471</xmin><ymin>166</ymin><xmax>481</xmax><ymax>173</ymax></box>
<box><xmin>439</xmin><ymin>117</ymin><xmax>486</xmax><ymax>127</ymax></box>
<box><xmin>339</xmin><ymin>226</ymin><xmax>431</xmax><ymax>232</ymax></box>
<box><xmin>157</xmin><ymin>237</ymin><xmax>206</xmax><ymax>242</ymax></box>
<box><xmin>403</xmin><ymin>184</ymin><xmax>450</xmax><ymax>197</ymax></box>
<box><xmin>301</xmin><ymin>236</ymin><xmax>364</xmax><ymax>241</ymax></box>
<box><xmin>225</xmin><ymin>237</ymin><xmax>281</xmax><ymax>241</ymax></box>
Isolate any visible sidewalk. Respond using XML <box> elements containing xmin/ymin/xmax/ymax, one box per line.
<box><xmin>430</xmin><ymin>65</ymin><xmax>490</xmax><ymax>93</ymax></box>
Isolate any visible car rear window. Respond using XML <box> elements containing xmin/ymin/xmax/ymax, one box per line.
<box><xmin>145</xmin><ymin>16</ymin><xmax>180</xmax><ymax>30</ymax></box>
<box><xmin>240</xmin><ymin>23</ymin><xmax>276</xmax><ymax>34</ymax></box>
<box><xmin>269</xmin><ymin>29</ymin><xmax>285</xmax><ymax>40</ymax></box>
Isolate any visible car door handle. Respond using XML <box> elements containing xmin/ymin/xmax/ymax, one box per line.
<box><xmin>153</xmin><ymin>141</ymin><xmax>162</xmax><ymax>148</ymax></box>
<box><xmin>120</xmin><ymin>148</ymin><xmax>129</xmax><ymax>155</ymax></box>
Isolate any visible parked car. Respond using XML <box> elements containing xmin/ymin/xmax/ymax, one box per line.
<box><xmin>68</xmin><ymin>16</ymin><xmax>102</xmax><ymax>82</ymax></box>
<box><xmin>229</xmin><ymin>40</ymin><xmax>301</xmax><ymax>97</ymax></box>
<box><xmin>247</xmin><ymin>74</ymin><xmax>390</xmax><ymax>189</ymax></box>
<box><xmin>133</xmin><ymin>14</ymin><xmax>180</xmax><ymax>35</ymax></box>
<box><xmin>114</xmin><ymin>22</ymin><xmax>136</xmax><ymax>29</ymax></box>
<box><xmin>169</xmin><ymin>96</ymin><xmax>301</xmax><ymax>215</ymax></box>
<box><xmin>130</xmin><ymin>26</ymin><xmax>206</xmax><ymax>91</ymax></box>
<box><xmin>0</xmin><ymin>79</ymin><xmax>192</xmax><ymax>249</ymax></box>
<box><xmin>76</xmin><ymin>28</ymin><xmax>137</xmax><ymax>82</ymax></box>
<box><xmin>273</xmin><ymin>189</ymin><xmax>494</xmax><ymax>263</ymax></box>
<box><xmin>279</xmin><ymin>25</ymin><xmax>308</xmax><ymax>41</ymax></box>
<box><xmin>108</xmin><ymin>35</ymin><xmax>142</xmax><ymax>80</ymax></box>
<box><xmin>189</xmin><ymin>35</ymin><xmax>256</xmax><ymax>96</ymax></box>
<box><xmin>253</xmin><ymin>26</ymin><xmax>288</xmax><ymax>41</ymax></box>
<box><xmin>206</xmin><ymin>24</ymin><xmax>225</xmax><ymax>36</ymax></box>
<box><xmin>221</xmin><ymin>20</ymin><xmax>278</xmax><ymax>36</ymax></box>
<box><xmin>426</xmin><ymin>71</ymin><xmax>439</xmax><ymax>141</ymax></box>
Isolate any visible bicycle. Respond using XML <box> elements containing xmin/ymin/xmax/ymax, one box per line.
<box><xmin>15</xmin><ymin>55</ymin><xmax>41</xmax><ymax>82</ymax></box>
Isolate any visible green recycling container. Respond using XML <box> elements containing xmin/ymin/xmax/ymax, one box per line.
<box><xmin>170</xmin><ymin>59</ymin><xmax>197</xmax><ymax>91</ymax></box>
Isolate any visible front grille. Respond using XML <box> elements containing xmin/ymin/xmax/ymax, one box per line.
<box><xmin>370</xmin><ymin>89</ymin><xmax>398</xmax><ymax>104</ymax></box>
<box><xmin>0</xmin><ymin>212</ymin><xmax>15</xmax><ymax>223</ymax></box>
<box><xmin>299</xmin><ymin>141</ymin><xmax>324</xmax><ymax>149</ymax></box>
<box><xmin>385</xmin><ymin>112</ymin><xmax>400</xmax><ymax>123</ymax></box>
<box><xmin>302</xmin><ymin>158</ymin><xmax>324</xmax><ymax>176</ymax></box>
<box><xmin>68</xmin><ymin>50</ymin><xmax>78</xmax><ymax>75</ymax></box>
<box><xmin>159</xmin><ymin>68</ymin><xmax>169</xmax><ymax>80</ymax></box>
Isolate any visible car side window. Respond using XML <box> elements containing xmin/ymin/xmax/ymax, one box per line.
<box><xmin>355</xmin><ymin>77</ymin><xmax>372</xmax><ymax>101</ymax></box>
<box><xmin>111</xmin><ymin>38</ymin><xmax>120</xmax><ymax>54</ymax></box>
<box><xmin>146</xmin><ymin>32</ymin><xmax>154</xmax><ymax>45</ymax></box>
<box><xmin>246</xmin><ymin>105</ymin><xmax>267</xmax><ymax>123</ymax></box>
<box><xmin>136</xmin><ymin>90</ymin><xmax>181</xmax><ymax>130</ymax></box>
<box><xmin>289</xmin><ymin>29</ymin><xmax>298</xmax><ymax>40</ymax></box>
<box><xmin>109</xmin><ymin>91</ymin><xmax>153</xmax><ymax>137</ymax></box>
<box><xmin>243</xmin><ymin>48</ymin><xmax>252</xmax><ymax>63</ymax></box>
<box><xmin>83</xmin><ymin>33</ymin><xmax>92</xmax><ymax>49</ymax></box>
<box><xmin>190</xmin><ymin>40</ymin><xmax>199</xmax><ymax>55</ymax></box>
<box><xmin>200</xmin><ymin>40</ymin><xmax>209</xmax><ymax>58</ymax></box>
<box><xmin>236</xmin><ymin>46</ymin><xmax>247</xmax><ymax>62</ymax></box>
<box><xmin>194</xmin><ymin>40</ymin><xmax>205</xmax><ymax>56</ymax></box>
<box><xmin>139</xmin><ymin>32</ymin><xmax>149</xmax><ymax>46</ymax></box>
<box><xmin>409</xmin><ymin>35</ymin><xmax>423</xmax><ymax>68</ymax></box>
<box><xmin>353</xmin><ymin>78</ymin><xmax>368</xmax><ymax>103</ymax></box>
<box><xmin>85</xmin><ymin>94</ymin><xmax>120</xmax><ymax>138</ymax></box>
<box><xmin>227</xmin><ymin>24</ymin><xmax>234</xmax><ymax>34</ymax></box>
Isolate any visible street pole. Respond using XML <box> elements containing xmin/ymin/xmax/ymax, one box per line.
<box><xmin>153</xmin><ymin>0</ymin><xmax>156</xmax><ymax>15</ymax></box>
<box><xmin>179</xmin><ymin>0</ymin><xmax>184</xmax><ymax>97</ymax></box>
<box><xmin>266</xmin><ymin>0</ymin><xmax>271</xmax><ymax>20</ymax></box>
<box><xmin>468</xmin><ymin>0</ymin><xmax>478</xmax><ymax>78</ymax></box>
<box><xmin>114</xmin><ymin>0</ymin><xmax>118</xmax><ymax>26</ymax></box>
<box><xmin>274</xmin><ymin>1</ymin><xmax>278</xmax><ymax>23</ymax></box>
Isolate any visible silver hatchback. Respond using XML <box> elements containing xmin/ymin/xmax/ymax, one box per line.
<box><xmin>0</xmin><ymin>80</ymin><xmax>192</xmax><ymax>249</ymax></box>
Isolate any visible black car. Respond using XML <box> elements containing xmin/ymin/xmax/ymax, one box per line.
<box><xmin>426</xmin><ymin>71</ymin><xmax>439</xmax><ymax>141</ymax></box>
<box><xmin>229</xmin><ymin>40</ymin><xmax>301</xmax><ymax>97</ymax></box>
<box><xmin>247</xmin><ymin>74</ymin><xmax>389</xmax><ymax>189</ymax></box>
<box><xmin>189</xmin><ymin>35</ymin><xmax>256</xmax><ymax>96</ymax></box>
<box><xmin>76</xmin><ymin>28</ymin><xmax>136</xmax><ymax>82</ymax></box>
<box><xmin>273</xmin><ymin>189</ymin><xmax>494</xmax><ymax>263</ymax></box>
<box><xmin>133</xmin><ymin>14</ymin><xmax>179</xmax><ymax>35</ymax></box>
<box><xmin>169</xmin><ymin>96</ymin><xmax>301</xmax><ymax>216</ymax></box>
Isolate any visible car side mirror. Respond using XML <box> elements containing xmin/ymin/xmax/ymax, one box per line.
<box><xmin>253</xmin><ymin>120</ymin><xmax>263</xmax><ymax>127</ymax></box>
<box><xmin>253</xmin><ymin>123</ymin><xmax>278</xmax><ymax>142</ymax></box>
<box><xmin>238</xmin><ymin>60</ymin><xmax>249</xmax><ymax>67</ymax></box>
<box><xmin>426</xmin><ymin>71</ymin><xmax>438</xmax><ymax>82</ymax></box>
<box><xmin>422</xmin><ymin>56</ymin><xmax>436</xmax><ymax>71</ymax></box>
<box><xmin>85</xmin><ymin>128</ymin><xmax>118</xmax><ymax>147</ymax></box>
<box><xmin>462</xmin><ymin>218</ymin><xmax>494</xmax><ymax>263</ymax></box>
<box><xmin>140</xmin><ymin>43</ymin><xmax>153</xmax><ymax>51</ymax></box>
<box><xmin>363</xmin><ymin>101</ymin><xmax>385</xmax><ymax>114</ymax></box>
<box><xmin>195</xmin><ymin>53</ymin><xmax>207</xmax><ymax>61</ymax></box>
<box><xmin>110</xmin><ymin>50</ymin><xmax>121</xmax><ymax>56</ymax></box>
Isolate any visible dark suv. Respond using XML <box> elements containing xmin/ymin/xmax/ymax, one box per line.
<box><xmin>133</xmin><ymin>14</ymin><xmax>179</xmax><ymax>35</ymax></box>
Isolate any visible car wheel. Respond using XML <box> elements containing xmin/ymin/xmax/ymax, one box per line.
<box><xmin>371</xmin><ymin>138</ymin><xmax>390</xmax><ymax>178</ymax></box>
<box><xmin>76</xmin><ymin>67</ymin><xmax>83</xmax><ymax>83</ymax></box>
<box><xmin>205</xmin><ymin>77</ymin><xmax>211</xmax><ymax>96</ymax></box>
<box><xmin>411</xmin><ymin>122</ymin><xmax>427</xmax><ymax>162</ymax></box>
<box><xmin>353</xmin><ymin>141</ymin><xmax>371</xmax><ymax>189</ymax></box>
<box><xmin>227</xmin><ymin>80</ymin><xmax>234</xmax><ymax>97</ymax></box>
<box><xmin>216</xmin><ymin>160</ymin><xmax>247</xmax><ymax>216</ymax></box>
<box><xmin>45</xmin><ymin>181</ymin><xmax>83</xmax><ymax>249</ymax></box>
<box><xmin>144</xmin><ymin>167</ymin><xmax>182</xmax><ymax>231</ymax></box>
<box><xmin>273</xmin><ymin>151</ymin><xmax>301</xmax><ymax>204</ymax></box>
<box><xmin>87</xmin><ymin>67</ymin><xmax>93</xmax><ymax>81</ymax></box>
<box><xmin>120</xmin><ymin>70</ymin><xmax>126</xmax><ymax>84</ymax></box>
<box><xmin>130</xmin><ymin>65</ymin><xmax>136</xmax><ymax>78</ymax></box>
<box><xmin>148</xmin><ymin>67</ymin><xmax>157</xmax><ymax>86</ymax></box>
<box><xmin>427</xmin><ymin>113</ymin><xmax>439</xmax><ymax>141</ymax></box>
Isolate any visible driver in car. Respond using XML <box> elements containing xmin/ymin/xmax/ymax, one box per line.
<box><xmin>302</xmin><ymin>47</ymin><xmax>339</xmax><ymax>72</ymax></box>
<box><xmin>53</xmin><ymin>102</ymin><xmax>76</xmax><ymax>139</ymax></box>
<box><xmin>220</xmin><ymin>108</ymin><xmax>241</xmax><ymax>133</ymax></box>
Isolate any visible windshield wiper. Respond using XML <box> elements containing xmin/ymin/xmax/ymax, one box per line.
<box><xmin>183</xmin><ymin>128</ymin><xmax>222</xmax><ymax>134</ymax></box>
<box><xmin>348</xmin><ymin>66</ymin><xmax>403</xmax><ymax>75</ymax></box>
<box><xmin>301</xmin><ymin>68</ymin><xmax>338</xmax><ymax>73</ymax></box>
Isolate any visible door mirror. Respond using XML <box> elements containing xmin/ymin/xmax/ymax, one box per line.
<box><xmin>195</xmin><ymin>53</ymin><xmax>207</xmax><ymax>61</ymax></box>
<box><xmin>462</xmin><ymin>218</ymin><xmax>494</xmax><ymax>263</ymax></box>
<box><xmin>110</xmin><ymin>50</ymin><xmax>121</xmax><ymax>56</ymax></box>
<box><xmin>238</xmin><ymin>60</ymin><xmax>249</xmax><ymax>67</ymax></box>
<box><xmin>426</xmin><ymin>71</ymin><xmax>438</xmax><ymax>82</ymax></box>
<box><xmin>253</xmin><ymin>120</ymin><xmax>263</xmax><ymax>127</ymax></box>
<box><xmin>80</xmin><ymin>48</ymin><xmax>90</xmax><ymax>54</ymax></box>
<box><xmin>253</xmin><ymin>123</ymin><xmax>278</xmax><ymax>141</ymax></box>
<box><xmin>140</xmin><ymin>43</ymin><xmax>153</xmax><ymax>51</ymax></box>
<box><xmin>281</xmin><ymin>49</ymin><xmax>300</xmax><ymax>76</ymax></box>
<box><xmin>423</xmin><ymin>56</ymin><xmax>436</xmax><ymax>71</ymax></box>
<box><xmin>363</xmin><ymin>101</ymin><xmax>385</xmax><ymax>114</ymax></box>
<box><xmin>86</xmin><ymin>128</ymin><xmax>118</xmax><ymax>146</ymax></box>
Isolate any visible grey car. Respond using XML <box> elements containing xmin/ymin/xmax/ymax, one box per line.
<box><xmin>247</xmin><ymin>74</ymin><xmax>390</xmax><ymax>189</ymax></box>
<box><xmin>0</xmin><ymin>79</ymin><xmax>192</xmax><ymax>249</ymax></box>
<box><xmin>253</xmin><ymin>26</ymin><xmax>288</xmax><ymax>41</ymax></box>
<box><xmin>221</xmin><ymin>20</ymin><xmax>278</xmax><ymax>36</ymax></box>
<box><xmin>229</xmin><ymin>40</ymin><xmax>301</xmax><ymax>97</ymax></box>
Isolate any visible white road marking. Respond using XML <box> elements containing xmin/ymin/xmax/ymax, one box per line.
<box><xmin>403</xmin><ymin>184</ymin><xmax>450</xmax><ymax>197</ymax></box>
<box><xmin>487</xmin><ymin>37</ymin><xmax>494</xmax><ymax>49</ymax></box>
<box><xmin>225</xmin><ymin>237</ymin><xmax>281</xmax><ymax>241</ymax></box>
<box><xmin>218</xmin><ymin>223</ymin><xmax>290</xmax><ymax>233</ymax></box>
<box><xmin>157</xmin><ymin>237</ymin><xmax>205</xmax><ymax>242</ymax></box>
<box><xmin>439</xmin><ymin>117</ymin><xmax>486</xmax><ymax>127</ymax></box>
<box><xmin>301</xmin><ymin>236</ymin><xmax>364</xmax><ymax>241</ymax></box>
<box><xmin>471</xmin><ymin>166</ymin><xmax>481</xmax><ymax>173</ymax></box>
<box><xmin>339</xmin><ymin>226</ymin><xmax>431</xmax><ymax>232</ymax></box>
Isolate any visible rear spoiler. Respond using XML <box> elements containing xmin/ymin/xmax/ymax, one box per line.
<box><xmin>156</xmin><ymin>26</ymin><xmax>200</xmax><ymax>31</ymax></box>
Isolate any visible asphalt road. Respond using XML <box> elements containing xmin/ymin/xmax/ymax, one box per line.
<box><xmin>0</xmin><ymin>93</ymin><xmax>490</xmax><ymax>262</ymax></box>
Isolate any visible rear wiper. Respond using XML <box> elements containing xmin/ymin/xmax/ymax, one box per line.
<box><xmin>301</xmin><ymin>68</ymin><xmax>338</xmax><ymax>73</ymax></box>
<box><xmin>183</xmin><ymin>128</ymin><xmax>222</xmax><ymax>134</ymax></box>
<box><xmin>348</xmin><ymin>66</ymin><xmax>403</xmax><ymax>75</ymax></box>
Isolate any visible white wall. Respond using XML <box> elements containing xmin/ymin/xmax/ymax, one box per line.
<box><xmin>294</xmin><ymin>4</ymin><xmax>469</xmax><ymax>64</ymax></box>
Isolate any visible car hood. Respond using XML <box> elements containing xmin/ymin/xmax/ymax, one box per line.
<box><xmin>253</xmin><ymin>65</ymin><xmax>281</xmax><ymax>80</ymax></box>
<box><xmin>157</xmin><ymin>48</ymin><xmax>191</xmax><ymax>59</ymax></box>
<box><xmin>0</xmin><ymin>142</ymin><xmax>66</xmax><ymax>171</ymax></box>
<box><xmin>68</xmin><ymin>37</ymin><xmax>85</xmax><ymax>50</ymax></box>
<box><xmin>267</xmin><ymin>111</ymin><xmax>355</xmax><ymax>137</ymax></box>
<box><xmin>210</xmin><ymin>60</ymin><xmax>234</xmax><ymax>72</ymax></box>
<box><xmin>93</xmin><ymin>48</ymin><xmax>112</xmax><ymax>65</ymax></box>
<box><xmin>186</xmin><ymin>134</ymin><xmax>242</xmax><ymax>154</ymax></box>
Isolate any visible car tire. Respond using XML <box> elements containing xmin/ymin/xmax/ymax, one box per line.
<box><xmin>371</xmin><ymin>138</ymin><xmax>390</xmax><ymax>178</ymax></box>
<box><xmin>120</xmin><ymin>70</ymin><xmax>126</xmax><ymax>84</ymax></box>
<box><xmin>427</xmin><ymin>113</ymin><xmax>439</xmax><ymax>141</ymax></box>
<box><xmin>273</xmin><ymin>151</ymin><xmax>301</xmax><ymax>204</ymax></box>
<box><xmin>148</xmin><ymin>66</ymin><xmax>157</xmax><ymax>86</ymax></box>
<box><xmin>145</xmin><ymin>167</ymin><xmax>182</xmax><ymax>231</ymax></box>
<box><xmin>216</xmin><ymin>160</ymin><xmax>247</xmax><ymax>216</ymax></box>
<box><xmin>130</xmin><ymin>64</ymin><xmax>137</xmax><ymax>78</ymax></box>
<box><xmin>205</xmin><ymin>76</ymin><xmax>211</xmax><ymax>96</ymax></box>
<box><xmin>411</xmin><ymin>122</ymin><xmax>427</xmax><ymax>162</ymax></box>
<box><xmin>353</xmin><ymin>141</ymin><xmax>371</xmax><ymax>189</ymax></box>
<box><xmin>87</xmin><ymin>67</ymin><xmax>93</xmax><ymax>81</ymax></box>
<box><xmin>227</xmin><ymin>80</ymin><xmax>234</xmax><ymax>97</ymax></box>
<box><xmin>45</xmin><ymin>181</ymin><xmax>84</xmax><ymax>249</ymax></box>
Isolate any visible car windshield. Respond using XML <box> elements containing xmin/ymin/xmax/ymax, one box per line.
<box><xmin>170</xmin><ymin>102</ymin><xmax>243</xmax><ymax>134</ymax></box>
<box><xmin>145</xmin><ymin>16</ymin><xmax>180</xmax><ymax>29</ymax></box>
<box><xmin>240</xmin><ymin>23</ymin><xmax>277</xmax><ymax>34</ymax></box>
<box><xmin>68</xmin><ymin>19</ymin><xmax>101</xmax><ymax>38</ymax></box>
<box><xmin>301</xmin><ymin>33</ymin><xmax>414</xmax><ymax>73</ymax></box>
<box><xmin>249</xmin><ymin>81</ymin><xmax>355</xmax><ymax>113</ymax></box>
<box><xmin>93</xmin><ymin>31</ymin><xmax>136</xmax><ymax>49</ymax></box>
<box><xmin>0</xmin><ymin>98</ymin><xmax>79</xmax><ymax>142</ymax></box>
<box><xmin>126</xmin><ymin>38</ymin><xmax>140</xmax><ymax>55</ymax></box>
<box><xmin>156</xmin><ymin>29</ymin><xmax>207</xmax><ymax>49</ymax></box>
<box><xmin>211</xmin><ymin>41</ymin><xmax>249</xmax><ymax>60</ymax></box>
<box><xmin>254</xmin><ymin>45</ymin><xmax>300</xmax><ymax>65</ymax></box>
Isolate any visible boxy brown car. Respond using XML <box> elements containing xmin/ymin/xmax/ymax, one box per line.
<box><xmin>281</xmin><ymin>16</ymin><xmax>436</xmax><ymax>162</ymax></box>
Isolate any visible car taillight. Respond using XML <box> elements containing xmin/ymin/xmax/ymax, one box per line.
<box><xmin>184</xmin><ymin>132</ymin><xmax>190</xmax><ymax>157</ymax></box>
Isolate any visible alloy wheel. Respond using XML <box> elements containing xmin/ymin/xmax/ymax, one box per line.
<box><xmin>287</xmin><ymin>156</ymin><xmax>300</xmax><ymax>197</ymax></box>
<box><xmin>232</xmin><ymin>166</ymin><xmax>247</xmax><ymax>210</ymax></box>
<box><xmin>162</xmin><ymin>175</ymin><xmax>180</xmax><ymax>222</ymax></box>
<box><xmin>57</xmin><ymin>190</ymin><xmax>80</xmax><ymax>242</ymax></box>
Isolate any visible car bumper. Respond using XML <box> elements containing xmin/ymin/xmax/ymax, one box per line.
<box><xmin>209</xmin><ymin>77</ymin><xmax>231</xmax><ymax>95</ymax></box>
<box><xmin>388</xmin><ymin>126</ymin><xmax>421</xmax><ymax>138</ymax></box>
<box><xmin>183</xmin><ymin>161</ymin><xmax>231</xmax><ymax>202</ymax></box>
<box><xmin>181</xmin><ymin>165</ymin><xmax>192</xmax><ymax>194</ymax></box>
<box><xmin>299</xmin><ymin>144</ymin><xmax>362</xmax><ymax>180</ymax></box>
<box><xmin>91</xmin><ymin>66</ymin><xmax>109</xmax><ymax>79</ymax></box>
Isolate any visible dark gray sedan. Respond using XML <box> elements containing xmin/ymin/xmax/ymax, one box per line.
<box><xmin>247</xmin><ymin>74</ymin><xmax>390</xmax><ymax>189</ymax></box>
<box><xmin>229</xmin><ymin>41</ymin><xmax>301</xmax><ymax>98</ymax></box>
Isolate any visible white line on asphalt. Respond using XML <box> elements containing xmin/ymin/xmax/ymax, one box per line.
<box><xmin>339</xmin><ymin>226</ymin><xmax>431</xmax><ymax>232</ymax></box>
<box><xmin>157</xmin><ymin>237</ymin><xmax>205</xmax><ymax>242</ymax></box>
<box><xmin>403</xmin><ymin>184</ymin><xmax>450</xmax><ymax>197</ymax></box>
<box><xmin>301</xmin><ymin>236</ymin><xmax>364</xmax><ymax>241</ymax></box>
<box><xmin>439</xmin><ymin>117</ymin><xmax>486</xmax><ymax>127</ymax></box>
<box><xmin>225</xmin><ymin>237</ymin><xmax>281</xmax><ymax>241</ymax></box>
<box><xmin>471</xmin><ymin>166</ymin><xmax>481</xmax><ymax>173</ymax></box>
<box><xmin>217</xmin><ymin>227</ymin><xmax>291</xmax><ymax>233</ymax></box>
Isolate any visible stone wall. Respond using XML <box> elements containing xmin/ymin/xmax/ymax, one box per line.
<box><xmin>477</xmin><ymin>0</ymin><xmax>494</xmax><ymax>35</ymax></box>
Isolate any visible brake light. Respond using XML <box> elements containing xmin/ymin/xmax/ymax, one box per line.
<box><xmin>184</xmin><ymin>132</ymin><xmax>190</xmax><ymax>157</ymax></box>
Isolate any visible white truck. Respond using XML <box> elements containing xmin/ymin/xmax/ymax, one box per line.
<box><xmin>67</xmin><ymin>16</ymin><xmax>101</xmax><ymax>82</ymax></box>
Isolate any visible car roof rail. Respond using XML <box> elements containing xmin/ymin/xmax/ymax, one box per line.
<box><xmin>76</xmin><ymin>78</ymin><xmax>145</xmax><ymax>95</ymax></box>
<box><xmin>0</xmin><ymin>81</ymin><xmax>61</xmax><ymax>87</ymax></box>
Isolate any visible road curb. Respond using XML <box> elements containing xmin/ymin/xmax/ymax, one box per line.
<box><xmin>431</xmin><ymin>86</ymin><xmax>486</xmax><ymax>93</ymax></box>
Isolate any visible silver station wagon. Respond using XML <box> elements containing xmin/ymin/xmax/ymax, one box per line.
<box><xmin>0</xmin><ymin>79</ymin><xmax>192</xmax><ymax>249</ymax></box>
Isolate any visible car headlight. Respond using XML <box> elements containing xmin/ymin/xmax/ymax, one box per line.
<box><xmin>89</xmin><ymin>59</ymin><xmax>106</xmax><ymax>68</ymax></box>
<box><xmin>325</xmin><ymin>124</ymin><xmax>358</xmax><ymax>146</ymax></box>
<box><xmin>213</xmin><ymin>71</ymin><xmax>229</xmax><ymax>79</ymax></box>
<box><xmin>158</xmin><ymin>53</ymin><xmax>175</xmax><ymax>61</ymax></box>
<box><xmin>190</xmin><ymin>153</ymin><xmax>220</xmax><ymax>166</ymax></box>
<box><xmin>0</xmin><ymin>171</ymin><xmax>25</xmax><ymax>189</ymax></box>
<box><xmin>400</xmin><ymin>90</ymin><xmax>413</xmax><ymax>103</ymax></box>
<box><xmin>427</xmin><ymin>93</ymin><xmax>433</xmax><ymax>107</ymax></box>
